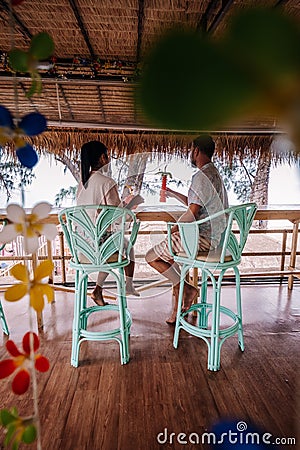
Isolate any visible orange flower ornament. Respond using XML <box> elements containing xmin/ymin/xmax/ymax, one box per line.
<box><xmin>0</xmin><ymin>332</ymin><xmax>49</xmax><ymax>395</ymax></box>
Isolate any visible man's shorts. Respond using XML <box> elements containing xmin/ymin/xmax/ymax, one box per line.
<box><xmin>151</xmin><ymin>231</ymin><xmax>211</xmax><ymax>263</ymax></box>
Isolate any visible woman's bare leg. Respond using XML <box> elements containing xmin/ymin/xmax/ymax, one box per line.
<box><xmin>124</xmin><ymin>248</ymin><xmax>140</xmax><ymax>296</ymax></box>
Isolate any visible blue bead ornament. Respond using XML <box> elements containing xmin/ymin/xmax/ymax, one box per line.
<box><xmin>0</xmin><ymin>105</ymin><xmax>46</xmax><ymax>168</ymax></box>
<box><xmin>16</xmin><ymin>144</ymin><xmax>39</xmax><ymax>168</ymax></box>
<box><xmin>19</xmin><ymin>112</ymin><xmax>47</xmax><ymax>136</ymax></box>
<box><xmin>0</xmin><ymin>105</ymin><xmax>14</xmax><ymax>128</ymax></box>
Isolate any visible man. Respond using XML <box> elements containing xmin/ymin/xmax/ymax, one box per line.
<box><xmin>145</xmin><ymin>134</ymin><xmax>228</xmax><ymax>323</ymax></box>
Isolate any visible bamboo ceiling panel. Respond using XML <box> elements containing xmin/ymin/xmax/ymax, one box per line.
<box><xmin>0</xmin><ymin>0</ymin><xmax>299</xmax><ymax>138</ymax></box>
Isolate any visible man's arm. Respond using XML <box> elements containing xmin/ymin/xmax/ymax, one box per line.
<box><xmin>171</xmin><ymin>203</ymin><xmax>201</xmax><ymax>233</ymax></box>
<box><xmin>165</xmin><ymin>187</ymin><xmax>188</xmax><ymax>205</ymax></box>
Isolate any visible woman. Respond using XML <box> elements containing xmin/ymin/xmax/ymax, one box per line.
<box><xmin>77</xmin><ymin>140</ymin><xmax>139</xmax><ymax>305</ymax></box>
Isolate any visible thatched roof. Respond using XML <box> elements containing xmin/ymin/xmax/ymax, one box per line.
<box><xmin>29</xmin><ymin>129</ymin><xmax>286</xmax><ymax>164</ymax></box>
<box><xmin>0</xmin><ymin>0</ymin><xmax>299</xmax><ymax>157</ymax></box>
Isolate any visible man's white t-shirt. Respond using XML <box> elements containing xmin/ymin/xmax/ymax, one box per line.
<box><xmin>188</xmin><ymin>162</ymin><xmax>229</xmax><ymax>247</ymax></box>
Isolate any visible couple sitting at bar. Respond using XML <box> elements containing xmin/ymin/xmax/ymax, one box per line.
<box><xmin>76</xmin><ymin>135</ymin><xmax>228</xmax><ymax>324</ymax></box>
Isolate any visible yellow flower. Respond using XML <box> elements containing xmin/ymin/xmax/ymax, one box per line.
<box><xmin>0</xmin><ymin>202</ymin><xmax>57</xmax><ymax>254</ymax></box>
<box><xmin>5</xmin><ymin>260</ymin><xmax>54</xmax><ymax>312</ymax></box>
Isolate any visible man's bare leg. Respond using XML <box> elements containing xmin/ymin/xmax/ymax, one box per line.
<box><xmin>145</xmin><ymin>249</ymin><xmax>198</xmax><ymax>324</ymax></box>
<box><xmin>173</xmin><ymin>282</ymin><xmax>198</xmax><ymax>313</ymax></box>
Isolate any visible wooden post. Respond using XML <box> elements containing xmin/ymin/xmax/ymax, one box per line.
<box><xmin>59</xmin><ymin>232</ymin><xmax>66</xmax><ymax>284</ymax></box>
<box><xmin>47</xmin><ymin>240</ymin><xmax>54</xmax><ymax>284</ymax></box>
<box><xmin>280</xmin><ymin>230</ymin><xmax>287</xmax><ymax>284</ymax></box>
<box><xmin>288</xmin><ymin>221</ymin><xmax>299</xmax><ymax>290</ymax></box>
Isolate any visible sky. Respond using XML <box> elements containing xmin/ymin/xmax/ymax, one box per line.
<box><xmin>0</xmin><ymin>156</ymin><xmax>75</xmax><ymax>208</ymax></box>
<box><xmin>0</xmin><ymin>154</ymin><xmax>300</xmax><ymax>209</ymax></box>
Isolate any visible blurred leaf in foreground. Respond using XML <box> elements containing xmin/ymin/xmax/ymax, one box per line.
<box><xmin>137</xmin><ymin>8</ymin><xmax>300</xmax><ymax>138</ymax></box>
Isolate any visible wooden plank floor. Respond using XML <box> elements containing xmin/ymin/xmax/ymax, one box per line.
<box><xmin>0</xmin><ymin>281</ymin><xmax>299</xmax><ymax>450</ymax></box>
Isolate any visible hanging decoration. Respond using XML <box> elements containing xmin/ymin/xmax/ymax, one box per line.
<box><xmin>5</xmin><ymin>260</ymin><xmax>54</xmax><ymax>312</ymax></box>
<box><xmin>9</xmin><ymin>32</ymin><xmax>55</xmax><ymax>97</ymax></box>
<box><xmin>0</xmin><ymin>3</ymin><xmax>56</xmax><ymax>449</ymax></box>
<box><xmin>0</xmin><ymin>203</ymin><xmax>58</xmax><ymax>254</ymax></box>
<box><xmin>0</xmin><ymin>332</ymin><xmax>50</xmax><ymax>395</ymax></box>
<box><xmin>0</xmin><ymin>51</ymin><xmax>140</xmax><ymax>82</ymax></box>
<box><xmin>0</xmin><ymin>105</ymin><xmax>47</xmax><ymax>168</ymax></box>
<box><xmin>0</xmin><ymin>408</ymin><xmax>37</xmax><ymax>448</ymax></box>
<box><xmin>0</xmin><ymin>202</ymin><xmax>57</xmax><ymax>449</ymax></box>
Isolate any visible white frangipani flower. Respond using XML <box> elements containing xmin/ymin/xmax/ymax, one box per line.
<box><xmin>0</xmin><ymin>202</ymin><xmax>58</xmax><ymax>254</ymax></box>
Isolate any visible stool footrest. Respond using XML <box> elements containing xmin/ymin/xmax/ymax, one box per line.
<box><xmin>78</xmin><ymin>305</ymin><xmax>132</xmax><ymax>341</ymax></box>
<box><xmin>180</xmin><ymin>303</ymin><xmax>240</xmax><ymax>339</ymax></box>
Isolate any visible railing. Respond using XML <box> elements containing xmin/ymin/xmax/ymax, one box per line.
<box><xmin>1</xmin><ymin>206</ymin><xmax>300</xmax><ymax>289</ymax></box>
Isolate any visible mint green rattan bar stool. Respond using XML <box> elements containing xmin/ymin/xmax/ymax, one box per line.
<box><xmin>59</xmin><ymin>205</ymin><xmax>140</xmax><ymax>366</ymax></box>
<box><xmin>168</xmin><ymin>203</ymin><xmax>257</xmax><ymax>371</ymax></box>
<box><xmin>0</xmin><ymin>300</ymin><xmax>9</xmax><ymax>335</ymax></box>
<box><xmin>0</xmin><ymin>234</ymin><xmax>9</xmax><ymax>335</ymax></box>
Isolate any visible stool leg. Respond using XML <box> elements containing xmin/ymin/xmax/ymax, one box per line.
<box><xmin>234</xmin><ymin>267</ymin><xmax>244</xmax><ymax>351</ymax></box>
<box><xmin>80</xmin><ymin>276</ymin><xmax>88</xmax><ymax>330</ymax></box>
<box><xmin>173</xmin><ymin>266</ymin><xmax>188</xmax><ymax>349</ymax></box>
<box><xmin>117</xmin><ymin>268</ymin><xmax>130</xmax><ymax>364</ymax></box>
<box><xmin>198</xmin><ymin>270</ymin><xmax>208</xmax><ymax>328</ymax></box>
<box><xmin>208</xmin><ymin>273</ymin><xmax>222</xmax><ymax>371</ymax></box>
<box><xmin>0</xmin><ymin>300</ymin><xmax>9</xmax><ymax>335</ymax></box>
<box><xmin>71</xmin><ymin>271</ymin><xmax>82</xmax><ymax>367</ymax></box>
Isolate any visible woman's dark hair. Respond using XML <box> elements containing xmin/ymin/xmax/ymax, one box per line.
<box><xmin>193</xmin><ymin>134</ymin><xmax>215</xmax><ymax>159</ymax></box>
<box><xmin>80</xmin><ymin>140</ymin><xmax>108</xmax><ymax>187</ymax></box>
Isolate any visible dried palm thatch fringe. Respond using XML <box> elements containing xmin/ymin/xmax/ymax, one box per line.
<box><xmin>1</xmin><ymin>129</ymin><xmax>298</xmax><ymax>166</ymax></box>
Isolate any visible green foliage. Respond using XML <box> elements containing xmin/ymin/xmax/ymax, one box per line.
<box><xmin>224</xmin><ymin>8</ymin><xmax>300</xmax><ymax>84</ymax></box>
<box><xmin>8</xmin><ymin>49</ymin><xmax>28</xmax><ymax>72</ymax></box>
<box><xmin>21</xmin><ymin>424</ymin><xmax>37</xmax><ymax>444</ymax></box>
<box><xmin>54</xmin><ymin>185</ymin><xmax>77</xmax><ymax>207</ymax></box>
<box><xmin>0</xmin><ymin>154</ymin><xmax>35</xmax><ymax>202</ymax></box>
<box><xmin>29</xmin><ymin>32</ymin><xmax>54</xmax><ymax>60</ymax></box>
<box><xmin>137</xmin><ymin>8</ymin><xmax>300</xmax><ymax>134</ymax></box>
<box><xmin>9</xmin><ymin>32</ymin><xmax>54</xmax><ymax>97</ymax></box>
<box><xmin>137</xmin><ymin>29</ymin><xmax>254</xmax><ymax>129</ymax></box>
<box><xmin>215</xmin><ymin>156</ymin><xmax>257</xmax><ymax>202</ymax></box>
<box><xmin>0</xmin><ymin>408</ymin><xmax>37</xmax><ymax>448</ymax></box>
<box><xmin>0</xmin><ymin>408</ymin><xmax>17</xmax><ymax>426</ymax></box>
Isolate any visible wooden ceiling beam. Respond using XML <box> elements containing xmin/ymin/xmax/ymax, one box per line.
<box><xmin>197</xmin><ymin>0</ymin><xmax>219</xmax><ymax>33</ymax></box>
<box><xmin>0</xmin><ymin>0</ymin><xmax>32</xmax><ymax>40</ymax></box>
<box><xmin>136</xmin><ymin>0</ymin><xmax>145</xmax><ymax>63</ymax></box>
<box><xmin>0</xmin><ymin>75</ymin><xmax>136</xmax><ymax>87</ymax></box>
<box><xmin>46</xmin><ymin>119</ymin><xmax>284</xmax><ymax>134</ymax></box>
<box><xmin>208</xmin><ymin>0</ymin><xmax>235</xmax><ymax>34</ymax></box>
<box><xmin>68</xmin><ymin>0</ymin><xmax>96</xmax><ymax>59</ymax></box>
<box><xmin>274</xmin><ymin>0</ymin><xmax>290</xmax><ymax>7</ymax></box>
<box><xmin>58</xmin><ymin>84</ymin><xmax>74</xmax><ymax>120</ymax></box>
<box><xmin>135</xmin><ymin>0</ymin><xmax>145</xmax><ymax>124</ymax></box>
